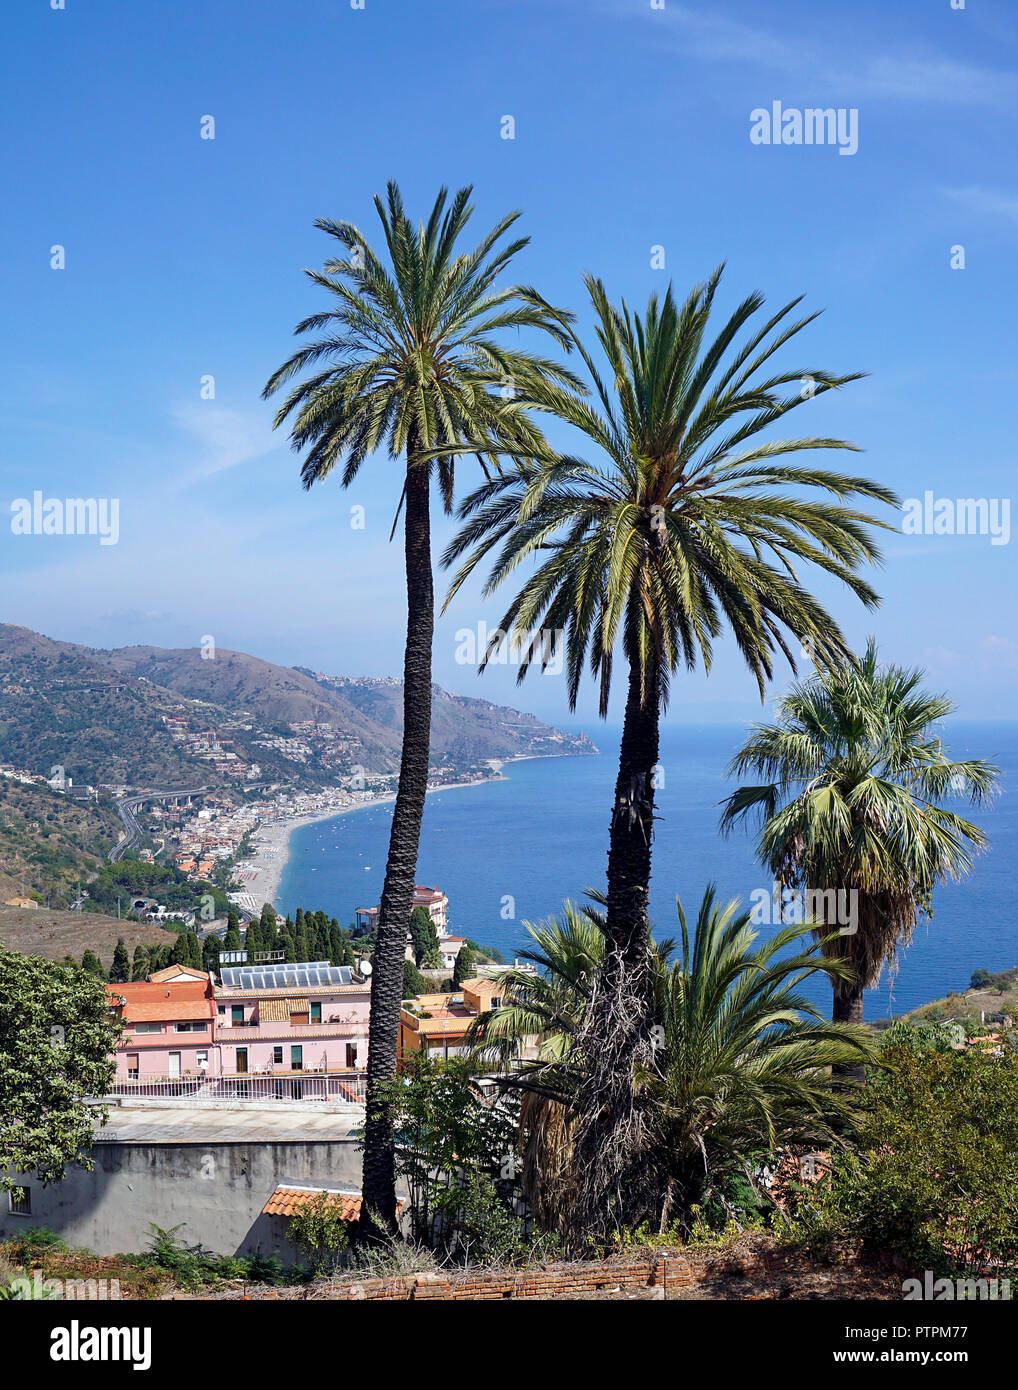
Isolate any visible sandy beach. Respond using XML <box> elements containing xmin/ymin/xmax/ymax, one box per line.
<box><xmin>232</xmin><ymin>777</ymin><xmax>494</xmax><ymax>914</ymax></box>
<box><xmin>233</xmin><ymin>750</ymin><xmax>597</xmax><ymax>917</ymax></box>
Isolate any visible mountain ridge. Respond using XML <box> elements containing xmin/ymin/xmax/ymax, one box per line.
<box><xmin>0</xmin><ymin>624</ymin><xmax>597</xmax><ymax>789</ymax></box>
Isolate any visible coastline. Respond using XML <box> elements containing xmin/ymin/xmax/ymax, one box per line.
<box><xmin>234</xmin><ymin>750</ymin><xmax>597</xmax><ymax>916</ymax></box>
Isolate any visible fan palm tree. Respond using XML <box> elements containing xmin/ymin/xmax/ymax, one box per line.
<box><xmin>720</xmin><ymin>641</ymin><xmax>998</xmax><ymax>1038</ymax></box>
<box><xmin>470</xmin><ymin>890</ymin><xmax>871</xmax><ymax>1245</ymax></box>
<box><xmin>263</xmin><ymin>182</ymin><xmax>580</xmax><ymax>1232</ymax></box>
<box><xmin>444</xmin><ymin>268</ymin><xmax>896</xmax><ymax>1239</ymax></box>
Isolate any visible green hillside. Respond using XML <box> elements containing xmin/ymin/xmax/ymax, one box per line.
<box><xmin>0</xmin><ymin>776</ymin><xmax>123</xmax><ymax>908</ymax></box>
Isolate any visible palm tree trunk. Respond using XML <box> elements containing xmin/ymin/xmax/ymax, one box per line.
<box><xmin>832</xmin><ymin>981</ymin><xmax>864</xmax><ymax>1025</ymax></box>
<box><xmin>605</xmin><ymin>656</ymin><xmax>660</xmax><ymax>962</ymax></box>
<box><xmin>832</xmin><ymin>978</ymin><xmax>866</xmax><ymax>1083</ymax></box>
<box><xmin>568</xmin><ymin>654</ymin><xmax>661</xmax><ymax>1249</ymax></box>
<box><xmin>360</xmin><ymin>434</ymin><xmax>433</xmax><ymax>1234</ymax></box>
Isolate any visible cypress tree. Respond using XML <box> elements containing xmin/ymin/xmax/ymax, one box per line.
<box><xmin>224</xmin><ymin>913</ymin><xmax>242</xmax><ymax>951</ymax></box>
<box><xmin>81</xmin><ymin>949</ymin><xmax>105</xmax><ymax>979</ymax></box>
<box><xmin>403</xmin><ymin>959</ymin><xmax>428</xmax><ymax>998</ymax></box>
<box><xmin>108</xmin><ymin>938</ymin><xmax>131</xmax><ymax>984</ymax></box>
<box><xmin>452</xmin><ymin>946</ymin><xmax>475</xmax><ymax>987</ymax></box>
<box><xmin>202</xmin><ymin>933</ymin><xmax>220</xmax><ymax>974</ymax></box>
<box><xmin>409</xmin><ymin>906</ymin><xmax>439</xmax><ymax>967</ymax></box>
<box><xmin>313</xmin><ymin>921</ymin><xmax>330</xmax><ymax>961</ymax></box>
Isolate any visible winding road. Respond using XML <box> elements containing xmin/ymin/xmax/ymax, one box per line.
<box><xmin>107</xmin><ymin>782</ymin><xmax>274</xmax><ymax>862</ymax></box>
<box><xmin>108</xmin><ymin>787</ymin><xmax>209</xmax><ymax>862</ymax></box>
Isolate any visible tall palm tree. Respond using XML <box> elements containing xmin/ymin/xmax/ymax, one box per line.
<box><xmin>263</xmin><ymin>182</ymin><xmax>579</xmax><ymax>1231</ymax></box>
<box><xmin>471</xmin><ymin>890</ymin><xmax>871</xmax><ymax>1244</ymax></box>
<box><xmin>720</xmin><ymin>640</ymin><xmax>998</xmax><ymax>1036</ymax></box>
<box><xmin>444</xmin><ymin>269</ymin><xmax>895</xmax><ymax>1239</ymax></box>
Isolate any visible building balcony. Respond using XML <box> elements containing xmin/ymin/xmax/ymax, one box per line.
<box><xmin>104</xmin><ymin>1069</ymin><xmax>368</xmax><ymax>1106</ymax></box>
<box><xmin>218</xmin><ymin>1019</ymin><xmax>366</xmax><ymax>1038</ymax></box>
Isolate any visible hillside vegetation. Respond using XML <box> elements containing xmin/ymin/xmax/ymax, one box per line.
<box><xmin>0</xmin><ymin>905</ymin><xmax>176</xmax><ymax>968</ymax></box>
<box><xmin>0</xmin><ymin>776</ymin><xmax>122</xmax><ymax>906</ymax></box>
<box><xmin>0</xmin><ymin>624</ymin><xmax>596</xmax><ymax>791</ymax></box>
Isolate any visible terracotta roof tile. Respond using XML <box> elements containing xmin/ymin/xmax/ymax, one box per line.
<box><xmin>261</xmin><ymin>1187</ymin><xmax>403</xmax><ymax>1220</ymax></box>
<box><xmin>107</xmin><ymin>979</ymin><xmax>215</xmax><ymax>1023</ymax></box>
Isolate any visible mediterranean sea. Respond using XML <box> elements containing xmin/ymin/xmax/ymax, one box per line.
<box><xmin>278</xmin><ymin>720</ymin><xmax>1017</xmax><ymax>1018</ymax></box>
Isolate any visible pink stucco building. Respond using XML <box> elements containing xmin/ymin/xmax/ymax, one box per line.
<box><xmin>107</xmin><ymin>961</ymin><xmax>371</xmax><ymax>1085</ymax></box>
<box><xmin>107</xmin><ymin>966</ymin><xmax>216</xmax><ymax>1079</ymax></box>
<box><xmin>214</xmin><ymin>960</ymin><xmax>371</xmax><ymax>1075</ymax></box>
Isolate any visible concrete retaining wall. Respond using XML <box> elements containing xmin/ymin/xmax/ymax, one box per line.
<box><xmin>1</xmin><ymin>1139</ymin><xmax>363</xmax><ymax>1262</ymax></box>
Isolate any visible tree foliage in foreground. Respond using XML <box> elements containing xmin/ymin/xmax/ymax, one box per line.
<box><xmin>722</xmin><ymin>640</ymin><xmax>997</xmax><ymax>1027</ymax></box>
<box><xmin>373</xmin><ymin>1053</ymin><xmax>555</xmax><ymax>1264</ymax></box>
<box><xmin>264</xmin><ymin>180</ymin><xmax>581</xmax><ymax>1234</ymax></box>
<box><xmin>0</xmin><ymin>949</ymin><xmax>120</xmax><ymax>1189</ymax></box>
<box><xmin>445</xmin><ymin>269</ymin><xmax>895</xmax><ymax>1244</ymax></box>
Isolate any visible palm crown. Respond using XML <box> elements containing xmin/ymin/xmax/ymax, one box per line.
<box><xmin>720</xmin><ymin>640</ymin><xmax>999</xmax><ymax>996</ymax></box>
<box><xmin>443</xmin><ymin>268</ymin><xmax>897</xmax><ymax>710</ymax></box>
<box><xmin>262</xmin><ymin>181</ymin><xmax>582</xmax><ymax>506</ymax></box>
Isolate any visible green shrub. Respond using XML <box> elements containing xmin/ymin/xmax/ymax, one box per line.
<box><xmin>785</xmin><ymin>1030</ymin><xmax>1018</xmax><ymax>1273</ymax></box>
<box><xmin>286</xmin><ymin>1194</ymin><xmax>351</xmax><ymax>1272</ymax></box>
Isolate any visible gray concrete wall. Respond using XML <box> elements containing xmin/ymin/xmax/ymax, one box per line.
<box><xmin>1</xmin><ymin>1139</ymin><xmax>363</xmax><ymax>1263</ymax></box>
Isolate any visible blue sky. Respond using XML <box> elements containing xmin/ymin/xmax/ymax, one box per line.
<box><xmin>2</xmin><ymin>0</ymin><xmax>1016</xmax><ymax>728</ymax></box>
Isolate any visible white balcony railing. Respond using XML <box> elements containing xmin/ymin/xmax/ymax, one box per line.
<box><xmin>104</xmin><ymin>1070</ymin><xmax>367</xmax><ymax>1106</ymax></box>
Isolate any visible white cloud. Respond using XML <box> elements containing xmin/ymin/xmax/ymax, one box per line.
<box><xmin>979</xmin><ymin>636</ymin><xmax>1018</xmax><ymax>671</ymax></box>
<box><xmin>636</xmin><ymin>3</ymin><xmax>1017</xmax><ymax>110</ymax></box>
<box><xmin>168</xmin><ymin>402</ymin><xmax>281</xmax><ymax>485</ymax></box>
<box><xmin>852</xmin><ymin>56</ymin><xmax>1017</xmax><ymax>107</ymax></box>
<box><xmin>943</xmin><ymin>186</ymin><xmax>1018</xmax><ymax>227</ymax></box>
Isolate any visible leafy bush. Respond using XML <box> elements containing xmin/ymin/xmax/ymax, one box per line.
<box><xmin>141</xmin><ymin>1224</ymin><xmax>292</xmax><ymax>1289</ymax></box>
<box><xmin>286</xmin><ymin>1193</ymin><xmax>351</xmax><ymax>1271</ymax></box>
<box><xmin>444</xmin><ymin>1172</ymin><xmax>560</xmax><ymax>1267</ymax></box>
<box><xmin>375</xmin><ymin>1053</ymin><xmax>544</xmax><ymax>1264</ymax></box>
<box><xmin>785</xmin><ymin>1028</ymin><xmax>1018</xmax><ymax>1273</ymax></box>
<box><xmin>8</xmin><ymin>1226</ymin><xmax>67</xmax><ymax>1253</ymax></box>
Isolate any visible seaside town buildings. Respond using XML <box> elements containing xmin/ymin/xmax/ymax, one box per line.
<box><xmin>7</xmin><ymin>908</ymin><xmax>522</xmax><ymax>1260</ymax></box>
<box><xmin>107</xmin><ymin>966</ymin><xmax>216</xmax><ymax>1079</ymax></box>
<box><xmin>355</xmin><ymin>884</ymin><xmax>450</xmax><ymax>934</ymax></box>
<box><xmin>106</xmin><ymin>955</ymin><xmax>509</xmax><ymax>1082</ymax></box>
<box><xmin>355</xmin><ymin>885</ymin><xmax>471</xmax><ymax>971</ymax></box>
<box><xmin>399</xmin><ymin>979</ymin><xmax>502</xmax><ymax>1061</ymax></box>
<box><xmin>107</xmin><ymin>961</ymin><xmax>373</xmax><ymax>1085</ymax></box>
<box><xmin>214</xmin><ymin>960</ymin><xmax>371</xmax><ymax>1075</ymax></box>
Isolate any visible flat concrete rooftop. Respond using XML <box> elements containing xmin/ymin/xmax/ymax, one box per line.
<box><xmin>91</xmin><ymin>1104</ymin><xmax>364</xmax><ymax>1145</ymax></box>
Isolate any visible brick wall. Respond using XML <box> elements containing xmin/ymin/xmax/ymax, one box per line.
<box><xmin>228</xmin><ymin>1240</ymin><xmax>828</xmax><ymax>1301</ymax></box>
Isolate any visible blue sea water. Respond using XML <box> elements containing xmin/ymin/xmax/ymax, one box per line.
<box><xmin>278</xmin><ymin>720</ymin><xmax>1017</xmax><ymax>1018</ymax></box>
